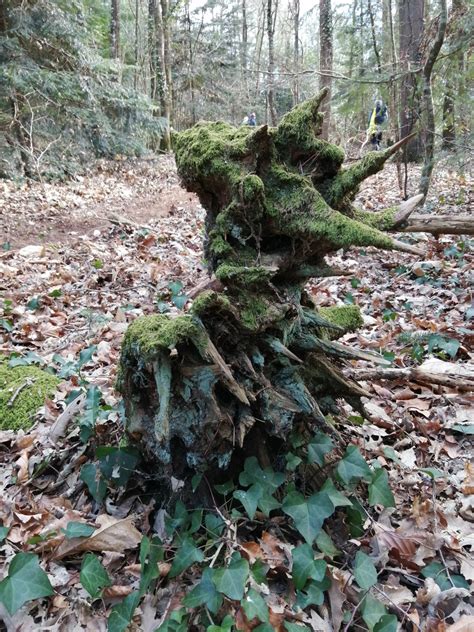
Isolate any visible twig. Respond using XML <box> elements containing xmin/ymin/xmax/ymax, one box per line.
<box><xmin>8</xmin><ymin>377</ymin><xmax>36</xmax><ymax>407</ymax></box>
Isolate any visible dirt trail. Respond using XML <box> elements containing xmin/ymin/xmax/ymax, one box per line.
<box><xmin>0</xmin><ymin>156</ymin><xmax>201</xmax><ymax>248</ymax></box>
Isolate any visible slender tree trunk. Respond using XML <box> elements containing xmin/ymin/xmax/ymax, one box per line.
<box><xmin>134</xmin><ymin>0</ymin><xmax>139</xmax><ymax>89</ymax></box>
<box><xmin>267</xmin><ymin>0</ymin><xmax>278</xmax><ymax>125</ymax></box>
<box><xmin>159</xmin><ymin>0</ymin><xmax>172</xmax><ymax>148</ymax></box>
<box><xmin>398</xmin><ymin>0</ymin><xmax>425</xmax><ymax>162</ymax></box>
<box><xmin>418</xmin><ymin>0</ymin><xmax>448</xmax><ymax>197</ymax></box>
<box><xmin>254</xmin><ymin>2</ymin><xmax>265</xmax><ymax>102</ymax></box>
<box><xmin>110</xmin><ymin>0</ymin><xmax>120</xmax><ymax>59</ymax></box>
<box><xmin>292</xmin><ymin>0</ymin><xmax>300</xmax><ymax>106</ymax></box>
<box><xmin>185</xmin><ymin>0</ymin><xmax>196</xmax><ymax>125</ymax></box>
<box><xmin>367</xmin><ymin>0</ymin><xmax>382</xmax><ymax>74</ymax></box>
<box><xmin>319</xmin><ymin>0</ymin><xmax>332</xmax><ymax>139</ymax></box>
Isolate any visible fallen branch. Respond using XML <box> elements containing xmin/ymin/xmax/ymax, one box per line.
<box><xmin>398</xmin><ymin>215</ymin><xmax>474</xmax><ymax>236</ymax></box>
<box><xmin>347</xmin><ymin>358</ymin><xmax>474</xmax><ymax>392</ymax></box>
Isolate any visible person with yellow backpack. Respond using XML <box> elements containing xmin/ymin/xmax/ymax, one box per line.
<box><xmin>368</xmin><ymin>99</ymin><xmax>388</xmax><ymax>150</ymax></box>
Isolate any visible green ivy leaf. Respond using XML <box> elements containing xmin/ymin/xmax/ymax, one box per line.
<box><xmin>213</xmin><ymin>553</ymin><xmax>249</xmax><ymax>601</ymax></box>
<box><xmin>353</xmin><ymin>551</ymin><xmax>378</xmax><ymax>590</ymax></box>
<box><xmin>242</xmin><ymin>587</ymin><xmax>269</xmax><ymax>623</ymax></box>
<box><xmin>368</xmin><ymin>469</ymin><xmax>395</xmax><ymax>507</ymax></box>
<box><xmin>0</xmin><ymin>526</ymin><xmax>10</xmax><ymax>542</ymax></box>
<box><xmin>233</xmin><ymin>484</ymin><xmax>263</xmax><ymax>520</ymax></box>
<box><xmin>80</xmin><ymin>553</ymin><xmax>111</xmax><ymax>599</ymax></box>
<box><xmin>284</xmin><ymin>623</ymin><xmax>311</xmax><ymax>631</ymax></box>
<box><xmin>63</xmin><ymin>521</ymin><xmax>95</xmax><ymax>539</ymax></box>
<box><xmin>172</xmin><ymin>294</ymin><xmax>188</xmax><ymax>310</ymax></box>
<box><xmin>207</xmin><ymin>614</ymin><xmax>233</xmax><ymax>632</ymax></box>
<box><xmin>282</xmin><ymin>491</ymin><xmax>334</xmax><ymax>545</ymax></box>
<box><xmin>292</xmin><ymin>544</ymin><xmax>326</xmax><ymax>590</ymax></box>
<box><xmin>204</xmin><ymin>513</ymin><xmax>225</xmax><ymax>538</ymax></box>
<box><xmin>374</xmin><ymin>614</ymin><xmax>398</xmax><ymax>632</ymax></box>
<box><xmin>139</xmin><ymin>535</ymin><xmax>163</xmax><ymax>596</ymax></box>
<box><xmin>296</xmin><ymin>578</ymin><xmax>327</xmax><ymax>608</ymax></box>
<box><xmin>321</xmin><ymin>479</ymin><xmax>352</xmax><ymax>507</ymax></box>
<box><xmin>307</xmin><ymin>432</ymin><xmax>334</xmax><ymax>466</ymax></box>
<box><xmin>421</xmin><ymin>561</ymin><xmax>470</xmax><ymax>591</ymax></box>
<box><xmin>96</xmin><ymin>446</ymin><xmax>140</xmax><ymax>488</ymax></box>
<box><xmin>182</xmin><ymin>567</ymin><xmax>223</xmax><ymax>614</ymax></box>
<box><xmin>169</xmin><ymin>536</ymin><xmax>204</xmax><ymax>578</ymax></box>
<box><xmin>315</xmin><ymin>530</ymin><xmax>339</xmax><ymax>558</ymax></box>
<box><xmin>80</xmin><ymin>463</ymin><xmax>107</xmax><ymax>503</ymax></box>
<box><xmin>285</xmin><ymin>452</ymin><xmax>302</xmax><ymax>471</ymax></box>
<box><xmin>362</xmin><ymin>594</ymin><xmax>388</xmax><ymax>631</ymax></box>
<box><xmin>251</xmin><ymin>559</ymin><xmax>269</xmax><ymax>585</ymax></box>
<box><xmin>108</xmin><ymin>591</ymin><xmax>140</xmax><ymax>632</ymax></box>
<box><xmin>336</xmin><ymin>446</ymin><xmax>372</xmax><ymax>488</ymax></box>
<box><xmin>239</xmin><ymin>457</ymin><xmax>285</xmax><ymax>490</ymax></box>
<box><xmin>0</xmin><ymin>552</ymin><xmax>53</xmax><ymax>615</ymax></box>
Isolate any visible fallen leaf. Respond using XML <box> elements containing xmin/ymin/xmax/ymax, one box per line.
<box><xmin>53</xmin><ymin>514</ymin><xmax>141</xmax><ymax>559</ymax></box>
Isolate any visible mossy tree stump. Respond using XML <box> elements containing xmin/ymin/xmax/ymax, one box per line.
<box><xmin>118</xmin><ymin>89</ymin><xmax>418</xmax><ymax>495</ymax></box>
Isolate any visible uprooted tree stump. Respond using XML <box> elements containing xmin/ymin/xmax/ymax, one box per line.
<box><xmin>117</xmin><ymin>89</ymin><xmax>423</xmax><ymax>496</ymax></box>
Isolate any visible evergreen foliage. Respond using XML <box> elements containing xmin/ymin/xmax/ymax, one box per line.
<box><xmin>0</xmin><ymin>0</ymin><xmax>165</xmax><ymax>179</ymax></box>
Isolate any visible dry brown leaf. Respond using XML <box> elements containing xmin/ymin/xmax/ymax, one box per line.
<box><xmin>102</xmin><ymin>585</ymin><xmax>135</xmax><ymax>599</ymax></box>
<box><xmin>16</xmin><ymin>449</ymin><xmax>30</xmax><ymax>483</ymax></box>
<box><xmin>53</xmin><ymin>514</ymin><xmax>141</xmax><ymax>559</ymax></box>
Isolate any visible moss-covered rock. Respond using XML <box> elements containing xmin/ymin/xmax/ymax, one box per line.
<box><xmin>0</xmin><ymin>359</ymin><xmax>59</xmax><ymax>431</ymax></box>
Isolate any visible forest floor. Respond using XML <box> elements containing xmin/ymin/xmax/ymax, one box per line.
<box><xmin>0</xmin><ymin>156</ymin><xmax>473</xmax><ymax>631</ymax></box>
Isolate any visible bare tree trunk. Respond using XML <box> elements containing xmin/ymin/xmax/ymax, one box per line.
<box><xmin>254</xmin><ymin>2</ymin><xmax>265</xmax><ymax>102</ymax></box>
<box><xmin>159</xmin><ymin>0</ymin><xmax>172</xmax><ymax>149</ymax></box>
<box><xmin>398</xmin><ymin>0</ymin><xmax>425</xmax><ymax>162</ymax></box>
<box><xmin>266</xmin><ymin>0</ymin><xmax>278</xmax><ymax>125</ymax></box>
<box><xmin>367</xmin><ymin>0</ymin><xmax>382</xmax><ymax>74</ymax></box>
<box><xmin>292</xmin><ymin>0</ymin><xmax>300</xmax><ymax>106</ymax></box>
<box><xmin>319</xmin><ymin>0</ymin><xmax>332</xmax><ymax>139</ymax></box>
<box><xmin>110</xmin><ymin>0</ymin><xmax>120</xmax><ymax>60</ymax></box>
<box><xmin>418</xmin><ymin>0</ymin><xmax>447</xmax><ymax>197</ymax></box>
<box><xmin>134</xmin><ymin>0</ymin><xmax>139</xmax><ymax>89</ymax></box>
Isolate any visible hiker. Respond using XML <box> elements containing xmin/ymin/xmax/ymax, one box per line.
<box><xmin>368</xmin><ymin>99</ymin><xmax>388</xmax><ymax>150</ymax></box>
<box><xmin>248</xmin><ymin>112</ymin><xmax>257</xmax><ymax>126</ymax></box>
<box><xmin>241</xmin><ymin>115</ymin><xmax>249</xmax><ymax>125</ymax></box>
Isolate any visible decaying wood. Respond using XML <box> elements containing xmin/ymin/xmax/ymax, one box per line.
<box><xmin>348</xmin><ymin>359</ymin><xmax>474</xmax><ymax>392</ymax></box>
<box><xmin>117</xmin><ymin>90</ymin><xmax>461</xmax><ymax>495</ymax></box>
<box><xmin>399</xmin><ymin>215</ymin><xmax>474</xmax><ymax>236</ymax></box>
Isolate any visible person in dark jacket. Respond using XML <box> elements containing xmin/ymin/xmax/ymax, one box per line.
<box><xmin>248</xmin><ymin>112</ymin><xmax>257</xmax><ymax>126</ymax></box>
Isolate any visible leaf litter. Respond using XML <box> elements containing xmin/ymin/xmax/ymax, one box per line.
<box><xmin>0</xmin><ymin>157</ymin><xmax>472</xmax><ymax>630</ymax></box>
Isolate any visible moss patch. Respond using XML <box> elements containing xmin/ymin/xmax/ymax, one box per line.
<box><xmin>0</xmin><ymin>360</ymin><xmax>59</xmax><ymax>431</ymax></box>
<box><xmin>319</xmin><ymin>305</ymin><xmax>363</xmax><ymax>333</ymax></box>
<box><xmin>121</xmin><ymin>314</ymin><xmax>205</xmax><ymax>362</ymax></box>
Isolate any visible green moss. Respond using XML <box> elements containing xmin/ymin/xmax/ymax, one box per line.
<box><xmin>191</xmin><ymin>291</ymin><xmax>232</xmax><ymax>316</ymax></box>
<box><xmin>274</xmin><ymin>94</ymin><xmax>344</xmax><ymax>171</ymax></box>
<box><xmin>318</xmin><ymin>305</ymin><xmax>363</xmax><ymax>332</ymax></box>
<box><xmin>208</xmin><ymin>233</ymin><xmax>234</xmax><ymax>258</ymax></box>
<box><xmin>353</xmin><ymin>207</ymin><xmax>397</xmax><ymax>231</ymax></box>
<box><xmin>0</xmin><ymin>360</ymin><xmax>60</xmax><ymax>430</ymax></box>
<box><xmin>323</xmin><ymin>148</ymin><xmax>394</xmax><ymax>209</ymax></box>
<box><xmin>215</xmin><ymin>263</ymin><xmax>274</xmax><ymax>286</ymax></box>
<box><xmin>121</xmin><ymin>314</ymin><xmax>205</xmax><ymax>361</ymax></box>
<box><xmin>240</xmin><ymin>297</ymin><xmax>269</xmax><ymax>331</ymax></box>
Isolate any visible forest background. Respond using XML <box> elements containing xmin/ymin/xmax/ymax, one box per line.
<box><xmin>0</xmin><ymin>0</ymin><xmax>472</xmax><ymax>181</ymax></box>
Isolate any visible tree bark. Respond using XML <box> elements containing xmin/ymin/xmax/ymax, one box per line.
<box><xmin>418</xmin><ymin>0</ymin><xmax>448</xmax><ymax>198</ymax></box>
<box><xmin>159</xmin><ymin>0</ymin><xmax>172</xmax><ymax>149</ymax></box>
<box><xmin>292</xmin><ymin>0</ymin><xmax>300</xmax><ymax>106</ymax></box>
<box><xmin>266</xmin><ymin>0</ymin><xmax>278</xmax><ymax>125</ymax></box>
<box><xmin>110</xmin><ymin>0</ymin><xmax>120</xmax><ymax>60</ymax></box>
<box><xmin>399</xmin><ymin>214</ymin><xmax>474</xmax><ymax>236</ymax></box>
<box><xmin>319</xmin><ymin>0</ymin><xmax>332</xmax><ymax>139</ymax></box>
<box><xmin>398</xmin><ymin>0</ymin><xmax>425</xmax><ymax>162</ymax></box>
